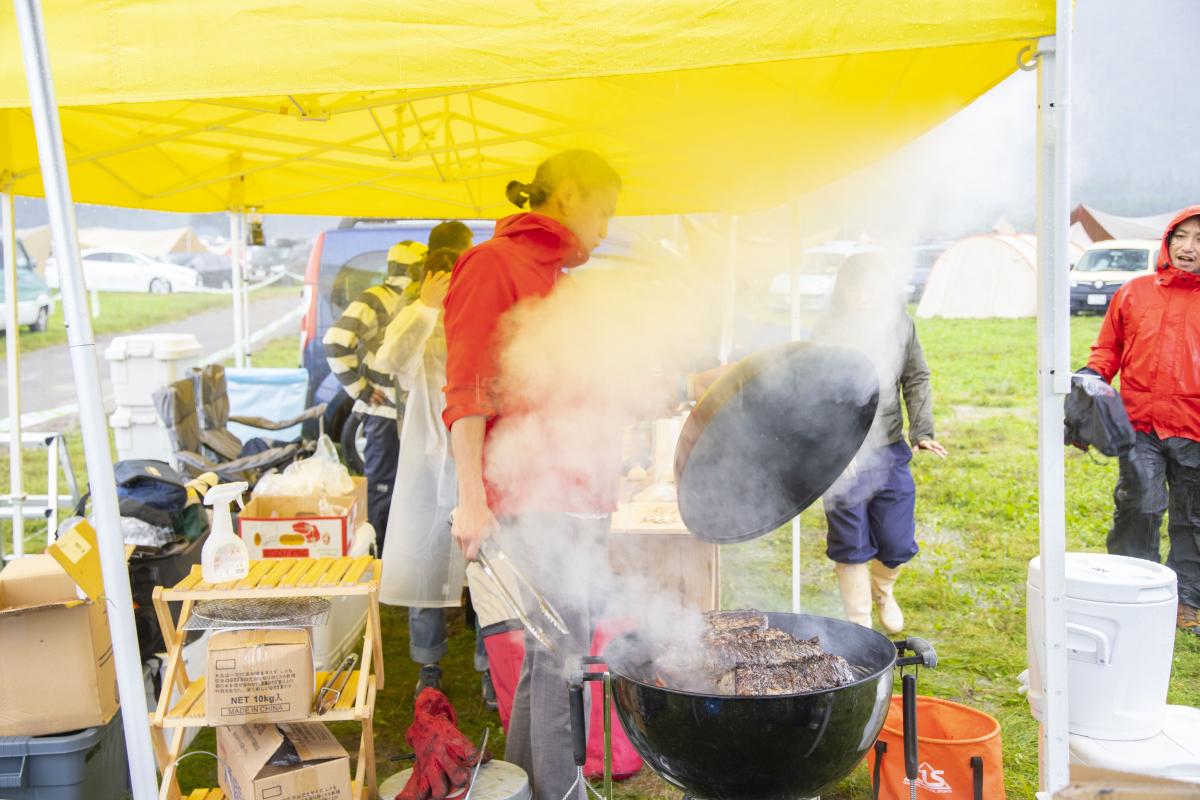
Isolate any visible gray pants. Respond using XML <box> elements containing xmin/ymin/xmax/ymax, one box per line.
<box><xmin>500</xmin><ymin>514</ymin><xmax>610</xmax><ymax>800</ymax></box>
<box><xmin>409</xmin><ymin>607</ymin><xmax>448</xmax><ymax>665</ymax></box>
<box><xmin>1109</xmin><ymin>431</ymin><xmax>1200</xmax><ymax>607</ymax></box>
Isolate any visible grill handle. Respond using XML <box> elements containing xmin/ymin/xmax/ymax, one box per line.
<box><xmin>902</xmin><ymin>673</ymin><xmax>919</xmax><ymax>782</ymax></box>
<box><xmin>569</xmin><ymin>678</ymin><xmax>587</xmax><ymax>767</ymax></box>
<box><xmin>895</xmin><ymin>637</ymin><xmax>938</xmax><ymax>668</ymax></box>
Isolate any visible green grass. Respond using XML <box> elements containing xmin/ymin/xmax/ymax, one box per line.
<box><xmin>0</xmin><ymin>429</ymin><xmax>89</xmax><ymax>557</ymax></box>
<box><xmin>12</xmin><ymin>314</ymin><xmax>1198</xmax><ymax>797</ymax></box>
<box><xmin>227</xmin><ymin>333</ymin><xmax>302</xmax><ymax>369</ymax></box>
<box><xmin>0</xmin><ymin>285</ymin><xmax>299</xmax><ymax>355</ymax></box>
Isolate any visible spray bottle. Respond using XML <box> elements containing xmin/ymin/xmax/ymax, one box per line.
<box><xmin>201</xmin><ymin>481</ymin><xmax>250</xmax><ymax>583</ymax></box>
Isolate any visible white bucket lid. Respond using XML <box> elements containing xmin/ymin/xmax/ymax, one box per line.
<box><xmin>108</xmin><ymin>406</ymin><xmax>163</xmax><ymax>427</ymax></box>
<box><xmin>1028</xmin><ymin>552</ymin><xmax>1177</xmax><ymax>604</ymax></box>
<box><xmin>104</xmin><ymin>333</ymin><xmax>202</xmax><ymax>361</ymax></box>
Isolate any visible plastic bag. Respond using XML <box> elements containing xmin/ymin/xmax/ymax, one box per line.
<box><xmin>118</xmin><ymin>515</ymin><xmax>177</xmax><ymax>548</ymax></box>
<box><xmin>252</xmin><ymin>434</ymin><xmax>354</xmax><ymax>497</ymax></box>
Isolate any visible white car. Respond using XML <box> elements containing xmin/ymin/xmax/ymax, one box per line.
<box><xmin>768</xmin><ymin>241</ymin><xmax>886</xmax><ymax>313</ymax></box>
<box><xmin>0</xmin><ymin>241</ymin><xmax>56</xmax><ymax>332</ymax></box>
<box><xmin>45</xmin><ymin>248</ymin><xmax>199</xmax><ymax>294</ymax></box>
<box><xmin>1069</xmin><ymin>239</ymin><xmax>1158</xmax><ymax>314</ymax></box>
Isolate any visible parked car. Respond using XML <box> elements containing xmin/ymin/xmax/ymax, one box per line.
<box><xmin>1069</xmin><ymin>239</ymin><xmax>1158</xmax><ymax>314</ymax></box>
<box><xmin>246</xmin><ymin>245</ymin><xmax>292</xmax><ymax>281</ymax></box>
<box><xmin>767</xmin><ymin>241</ymin><xmax>885</xmax><ymax>313</ymax></box>
<box><xmin>300</xmin><ymin>219</ymin><xmax>495</xmax><ymax>462</ymax></box>
<box><xmin>166</xmin><ymin>252</ymin><xmax>234</xmax><ymax>289</ymax></box>
<box><xmin>0</xmin><ymin>241</ymin><xmax>55</xmax><ymax>332</ymax></box>
<box><xmin>46</xmin><ymin>247</ymin><xmax>199</xmax><ymax>293</ymax></box>
<box><xmin>904</xmin><ymin>240</ymin><xmax>953</xmax><ymax>303</ymax></box>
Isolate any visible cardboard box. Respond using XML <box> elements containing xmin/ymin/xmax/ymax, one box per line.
<box><xmin>1056</xmin><ymin>766</ymin><xmax>1200</xmax><ymax>798</ymax></box>
<box><xmin>610</xmin><ymin>502</ymin><xmax>720</xmax><ymax>612</ymax></box>
<box><xmin>207</xmin><ymin>628</ymin><xmax>315</xmax><ymax>725</ymax></box>
<box><xmin>238</xmin><ymin>477</ymin><xmax>363</xmax><ymax>559</ymax></box>
<box><xmin>0</xmin><ymin>554</ymin><xmax>119</xmax><ymax>737</ymax></box>
<box><xmin>218</xmin><ymin>722</ymin><xmax>352</xmax><ymax>800</ymax></box>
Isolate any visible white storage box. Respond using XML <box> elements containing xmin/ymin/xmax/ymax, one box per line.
<box><xmin>314</xmin><ymin>595</ymin><xmax>369</xmax><ymax>672</ymax></box>
<box><xmin>1027</xmin><ymin>552</ymin><xmax>1178</xmax><ymax>740</ymax></box>
<box><xmin>105</xmin><ymin>333</ymin><xmax>202</xmax><ymax>408</ymax></box>
<box><xmin>110</xmin><ymin>405</ymin><xmax>173</xmax><ymax>463</ymax></box>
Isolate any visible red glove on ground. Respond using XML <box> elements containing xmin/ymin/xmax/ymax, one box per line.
<box><xmin>396</xmin><ymin>688</ymin><xmax>491</xmax><ymax>800</ymax></box>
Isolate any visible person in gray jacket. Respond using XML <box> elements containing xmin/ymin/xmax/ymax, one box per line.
<box><xmin>813</xmin><ymin>252</ymin><xmax>946</xmax><ymax>634</ymax></box>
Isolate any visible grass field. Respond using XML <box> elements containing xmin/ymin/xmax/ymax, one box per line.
<box><xmin>0</xmin><ymin>285</ymin><xmax>299</xmax><ymax>355</ymax></box>
<box><xmin>6</xmin><ymin>315</ymin><xmax>1197</xmax><ymax>797</ymax></box>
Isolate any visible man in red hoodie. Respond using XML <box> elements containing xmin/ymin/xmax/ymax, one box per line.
<box><xmin>1087</xmin><ymin>206</ymin><xmax>1200</xmax><ymax>634</ymax></box>
<box><xmin>442</xmin><ymin>151</ymin><xmax>621</xmax><ymax>800</ymax></box>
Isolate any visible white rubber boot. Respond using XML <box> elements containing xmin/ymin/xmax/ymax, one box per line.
<box><xmin>834</xmin><ymin>562</ymin><xmax>873</xmax><ymax>628</ymax></box>
<box><xmin>870</xmin><ymin>561</ymin><xmax>905</xmax><ymax>635</ymax></box>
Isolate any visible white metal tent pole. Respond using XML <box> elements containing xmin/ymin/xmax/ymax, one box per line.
<box><xmin>10</xmin><ymin>1</ymin><xmax>159</xmax><ymax>798</ymax></box>
<box><xmin>718</xmin><ymin>215</ymin><xmax>738</xmax><ymax>365</ymax></box>
<box><xmin>2</xmin><ymin>189</ymin><xmax>24</xmax><ymax>559</ymax></box>
<box><xmin>241</xmin><ymin>209</ymin><xmax>252</xmax><ymax>366</ymax></box>
<box><xmin>229</xmin><ymin>210</ymin><xmax>247</xmax><ymax>368</ymax></box>
<box><xmin>1034</xmin><ymin>5</ymin><xmax>1073</xmax><ymax>793</ymax></box>
<box><xmin>788</xmin><ymin>201</ymin><xmax>802</xmax><ymax>613</ymax></box>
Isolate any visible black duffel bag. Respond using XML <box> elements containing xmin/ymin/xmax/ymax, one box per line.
<box><xmin>1064</xmin><ymin>368</ymin><xmax>1136</xmax><ymax>457</ymax></box>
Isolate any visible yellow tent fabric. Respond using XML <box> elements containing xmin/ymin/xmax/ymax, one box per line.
<box><xmin>0</xmin><ymin>1</ymin><xmax>1054</xmax><ymax>217</ymax></box>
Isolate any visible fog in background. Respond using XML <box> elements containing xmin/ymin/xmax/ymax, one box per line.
<box><xmin>12</xmin><ymin>0</ymin><xmax>1197</xmax><ymax>245</ymax></box>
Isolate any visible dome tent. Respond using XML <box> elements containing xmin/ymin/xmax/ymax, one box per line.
<box><xmin>916</xmin><ymin>233</ymin><xmax>1082</xmax><ymax>318</ymax></box>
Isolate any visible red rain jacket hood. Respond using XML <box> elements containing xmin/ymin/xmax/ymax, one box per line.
<box><xmin>442</xmin><ymin>212</ymin><xmax>610</xmax><ymax>514</ymax></box>
<box><xmin>1087</xmin><ymin>205</ymin><xmax>1200</xmax><ymax>441</ymax></box>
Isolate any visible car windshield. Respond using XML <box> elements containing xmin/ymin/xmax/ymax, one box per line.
<box><xmin>799</xmin><ymin>252</ymin><xmax>847</xmax><ymax>274</ymax></box>
<box><xmin>1075</xmin><ymin>249</ymin><xmax>1149</xmax><ymax>273</ymax></box>
<box><xmin>250</xmin><ymin>246</ymin><xmax>289</xmax><ymax>265</ymax></box>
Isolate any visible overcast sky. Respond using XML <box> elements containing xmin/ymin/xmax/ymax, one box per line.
<box><xmin>14</xmin><ymin>0</ymin><xmax>1197</xmax><ymax>243</ymax></box>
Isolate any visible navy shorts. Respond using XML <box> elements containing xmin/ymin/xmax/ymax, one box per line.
<box><xmin>823</xmin><ymin>440</ymin><xmax>919</xmax><ymax>568</ymax></box>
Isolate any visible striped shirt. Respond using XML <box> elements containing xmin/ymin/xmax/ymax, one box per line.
<box><xmin>323</xmin><ymin>276</ymin><xmax>417</xmax><ymax>419</ymax></box>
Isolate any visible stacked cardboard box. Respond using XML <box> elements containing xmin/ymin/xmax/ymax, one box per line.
<box><xmin>0</xmin><ymin>554</ymin><xmax>119</xmax><ymax>737</ymax></box>
<box><xmin>206</xmin><ymin>620</ymin><xmax>353</xmax><ymax>798</ymax></box>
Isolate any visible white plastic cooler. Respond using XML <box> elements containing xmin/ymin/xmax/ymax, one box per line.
<box><xmin>1026</xmin><ymin>552</ymin><xmax>1177</xmax><ymax>740</ymax></box>
<box><xmin>104</xmin><ymin>333</ymin><xmax>203</xmax><ymax>408</ymax></box>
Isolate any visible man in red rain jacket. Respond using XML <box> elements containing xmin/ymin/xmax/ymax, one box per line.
<box><xmin>1087</xmin><ymin>205</ymin><xmax>1200</xmax><ymax>635</ymax></box>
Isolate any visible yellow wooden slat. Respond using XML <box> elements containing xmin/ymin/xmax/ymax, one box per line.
<box><xmin>168</xmin><ymin>678</ymin><xmax>206</xmax><ymax>719</ymax></box>
<box><xmin>235</xmin><ymin>559</ymin><xmax>276</xmax><ymax>589</ymax></box>
<box><xmin>298</xmin><ymin>557</ymin><xmax>335</xmax><ymax>587</ymax></box>
<box><xmin>174</xmin><ymin>566</ymin><xmax>204</xmax><ymax>591</ymax></box>
<box><xmin>205</xmin><ymin>790</ymin><xmax>226</xmax><ymax>800</ymax></box>
<box><xmin>278</xmin><ymin>559</ymin><xmax>313</xmax><ymax>588</ymax></box>
<box><xmin>185</xmin><ymin>789</ymin><xmax>211</xmax><ymax>800</ymax></box>
<box><xmin>193</xmin><ymin>579</ymin><xmax>214</xmax><ymax>592</ymax></box>
<box><xmin>341</xmin><ymin>556</ymin><xmax>373</xmax><ymax>585</ymax></box>
<box><xmin>257</xmin><ymin>558</ymin><xmax>294</xmax><ymax>588</ymax></box>
<box><xmin>318</xmin><ymin>556</ymin><xmax>354</xmax><ymax>586</ymax></box>
<box><xmin>334</xmin><ymin>671</ymin><xmax>361</xmax><ymax>711</ymax></box>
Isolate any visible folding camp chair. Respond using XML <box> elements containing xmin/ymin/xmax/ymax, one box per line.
<box><xmin>192</xmin><ymin>363</ymin><xmax>325</xmax><ymax>464</ymax></box>
<box><xmin>152</xmin><ymin>377</ymin><xmax>299</xmax><ymax>485</ymax></box>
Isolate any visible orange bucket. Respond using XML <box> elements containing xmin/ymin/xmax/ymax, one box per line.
<box><xmin>868</xmin><ymin>695</ymin><xmax>1005</xmax><ymax>799</ymax></box>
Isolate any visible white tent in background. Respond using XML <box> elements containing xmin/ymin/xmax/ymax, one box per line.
<box><xmin>916</xmin><ymin>233</ymin><xmax>1084</xmax><ymax>319</ymax></box>
<box><xmin>76</xmin><ymin>226</ymin><xmax>209</xmax><ymax>256</ymax></box>
<box><xmin>1070</xmin><ymin>204</ymin><xmax>1176</xmax><ymax>243</ymax></box>
<box><xmin>17</xmin><ymin>224</ymin><xmax>208</xmax><ymax>272</ymax></box>
<box><xmin>15</xmin><ymin>224</ymin><xmax>51</xmax><ymax>270</ymax></box>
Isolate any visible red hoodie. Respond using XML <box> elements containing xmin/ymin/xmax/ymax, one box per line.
<box><xmin>442</xmin><ymin>212</ymin><xmax>602</xmax><ymax>515</ymax></box>
<box><xmin>1088</xmin><ymin>205</ymin><xmax>1200</xmax><ymax>441</ymax></box>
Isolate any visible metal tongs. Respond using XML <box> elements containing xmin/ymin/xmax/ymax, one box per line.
<box><xmin>315</xmin><ymin>653</ymin><xmax>357</xmax><ymax>715</ymax></box>
<box><xmin>476</xmin><ymin>539</ymin><xmax>570</xmax><ymax>652</ymax></box>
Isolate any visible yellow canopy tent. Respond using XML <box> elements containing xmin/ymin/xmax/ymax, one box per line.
<box><xmin>3</xmin><ymin>3</ymin><xmax>1074</xmax><ymax>799</ymax></box>
<box><xmin>0</xmin><ymin>1</ymin><xmax>1053</xmax><ymax>217</ymax></box>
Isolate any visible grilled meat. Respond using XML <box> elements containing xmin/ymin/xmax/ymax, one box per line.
<box><xmin>715</xmin><ymin>654</ymin><xmax>857</xmax><ymax>696</ymax></box>
<box><xmin>703</xmin><ymin>610</ymin><xmax>768</xmax><ymax>633</ymax></box>
<box><xmin>703</xmin><ymin>628</ymin><xmax>826</xmax><ymax>671</ymax></box>
<box><xmin>695</xmin><ymin>609</ymin><xmax>856</xmax><ymax>695</ymax></box>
